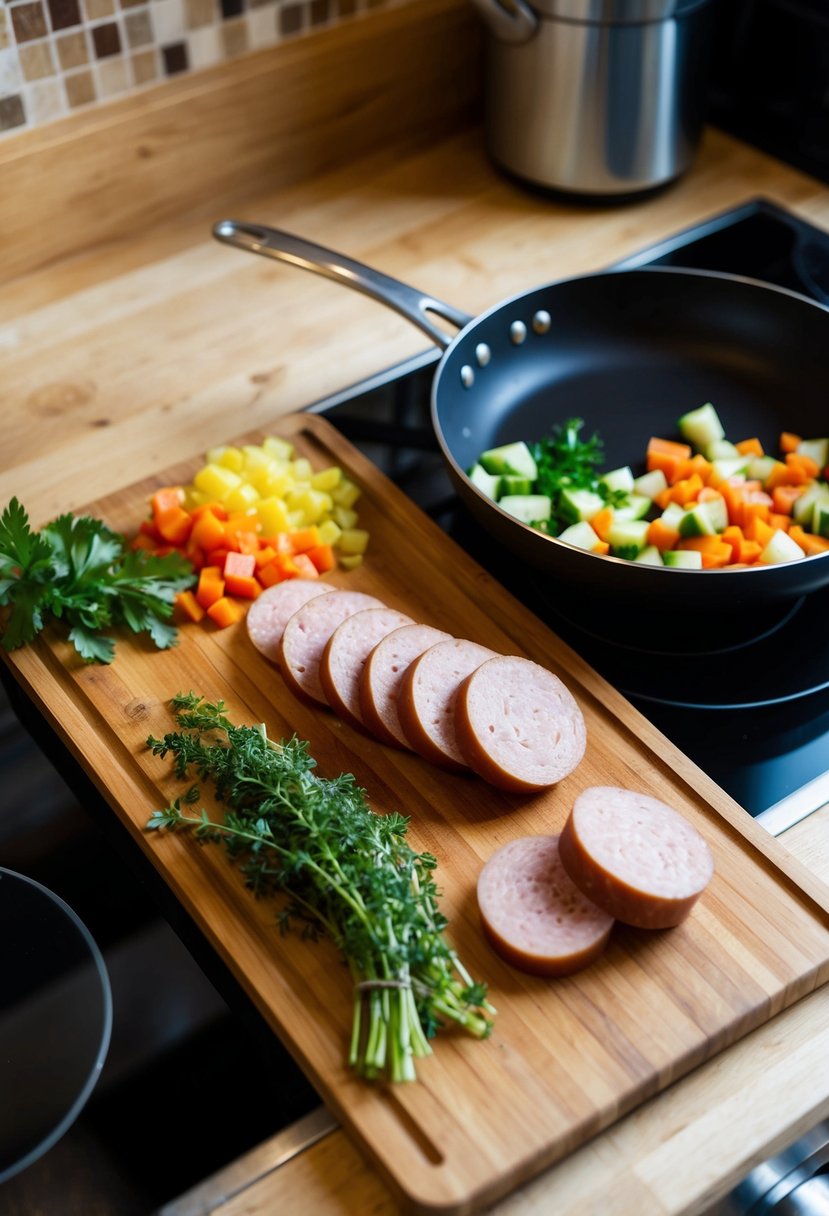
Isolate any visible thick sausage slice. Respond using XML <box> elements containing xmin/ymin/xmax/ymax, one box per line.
<box><xmin>397</xmin><ymin>638</ymin><xmax>495</xmax><ymax>771</ymax></box>
<box><xmin>359</xmin><ymin>623</ymin><xmax>451</xmax><ymax>749</ymax></box>
<box><xmin>558</xmin><ymin>786</ymin><xmax>715</xmax><ymax>929</ymax></box>
<box><xmin>246</xmin><ymin>579</ymin><xmax>334</xmax><ymax>662</ymax></box>
<box><xmin>455</xmin><ymin>655</ymin><xmax>587</xmax><ymax>792</ymax></box>
<box><xmin>320</xmin><ymin>606</ymin><xmax>414</xmax><ymax>732</ymax></box>
<box><xmin>477</xmin><ymin>835</ymin><xmax>614</xmax><ymax>977</ymax></box>
<box><xmin>279</xmin><ymin>590</ymin><xmax>385</xmax><ymax>706</ymax></box>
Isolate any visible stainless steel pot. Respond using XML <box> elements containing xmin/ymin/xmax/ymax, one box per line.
<box><xmin>469</xmin><ymin>0</ymin><xmax>718</xmax><ymax>196</ymax></box>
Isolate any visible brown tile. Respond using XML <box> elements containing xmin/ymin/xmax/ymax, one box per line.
<box><xmin>119</xmin><ymin>0</ymin><xmax>145</xmax><ymax>8</ymax></box>
<box><xmin>91</xmin><ymin>19</ymin><xmax>120</xmax><ymax>54</ymax></box>
<box><xmin>161</xmin><ymin>38</ymin><xmax>186</xmax><ymax>71</ymax></box>
<box><xmin>19</xmin><ymin>38</ymin><xmax>55</xmax><ymax>78</ymax></box>
<box><xmin>124</xmin><ymin>6</ymin><xmax>150</xmax><ymax>44</ymax></box>
<box><xmin>0</xmin><ymin>9</ymin><xmax>10</xmax><ymax>50</ymax></box>
<box><xmin>309</xmin><ymin>0</ymin><xmax>326</xmax><ymax>23</ymax></box>
<box><xmin>64</xmin><ymin>65</ymin><xmax>95</xmax><ymax>104</ymax></box>
<box><xmin>56</xmin><ymin>27</ymin><xmax>87</xmax><ymax>65</ymax></box>
<box><xmin>336</xmin><ymin>0</ymin><xmax>356</xmax><ymax>15</ymax></box>
<box><xmin>47</xmin><ymin>0</ymin><xmax>81</xmax><ymax>28</ymax></box>
<box><xmin>220</xmin><ymin>13</ymin><xmax>245</xmax><ymax>54</ymax></box>
<box><xmin>130</xmin><ymin>45</ymin><xmax>156</xmax><ymax>81</ymax></box>
<box><xmin>11</xmin><ymin>2</ymin><xmax>48</xmax><ymax>41</ymax></box>
<box><xmin>0</xmin><ymin>93</ymin><xmax>26</xmax><ymax>129</ymax></box>
<box><xmin>184</xmin><ymin>0</ymin><xmax>211</xmax><ymax>25</ymax></box>
<box><xmin>279</xmin><ymin>1</ymin><xmax>301</xmax><ymax>34</ymax></box>
<box><xmin>85</xmin><ymin>0</ymin><xmax>114</xmax><ymax>16</ymax></box>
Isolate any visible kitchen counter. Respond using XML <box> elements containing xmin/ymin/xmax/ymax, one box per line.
<box><xmin>3</xmin><ymin>1</ymin><xmax>829</xmax><ymax>1211</ymax></box>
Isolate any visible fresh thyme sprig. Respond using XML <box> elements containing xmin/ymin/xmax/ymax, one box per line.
<box><xmin>147</xmin><ymin>693</ymin><xmax>494</xmax><ymax>1082</ymax></box>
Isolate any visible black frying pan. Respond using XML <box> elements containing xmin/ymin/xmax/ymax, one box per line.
<box><xmin>213</xmin><ymin>220</ymin><xmax>829</xmax><ymax>612</ymax></box>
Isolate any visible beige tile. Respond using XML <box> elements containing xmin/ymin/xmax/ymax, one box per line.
<box><xmin>124</xmin><ymin>8</ymin><xmax>151</xmax><ymax>45</ymax></box>
<box><xmin>84</xmin><ymin>0</ymin><xmax>115</xmax><ymax>17</ymax></box>
<box><xmin>56</xmin><ymin>29</ymin><xmax>88</xmax><ymax>67</ymax></box>
<box><xmin>25</xmin><ymin>75</ymin><xmax>66</xmax><ymax>120</ymax></box>
<box><xmin>0</xmin><ymin>10</ymin><xmax>10</xmax><ymax>52</ymax></box>
<box><xmin>184</xmin><ymin>0</ymin><xmax>212</xmax><ymax>27</ymax></box>
<box><xmin>64</xmin><ymin>66</ymin><xmax>95</xmax><ymax>105</ymax></box>
<box><xmin>95</xmin><ymin>52</ymin><xmax>128</xmax><ymax>93</ymax></box>
<box><xmin>220</xmin><ymin>15</ymin><xmax>247</xmax><ymax>56</ymax></box>
<box><xmin>130</xmin><ymin>45</ymin><xmax>156</xmax><ymax>81</ymax></box>
<box><xmin>19</xmin><ymin>39</ymin><xmax>55</xmax><ymax>80</ymax></box>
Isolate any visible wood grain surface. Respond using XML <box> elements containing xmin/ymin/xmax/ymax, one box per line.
<box><xmin>5</xmin><ymin>413</ymin><xmax>829</xmax><ymax>1215</ymax></box>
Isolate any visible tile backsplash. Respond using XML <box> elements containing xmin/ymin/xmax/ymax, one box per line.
<box><xmin>0</xmin><ymin>0</ymin><xmax>391</xmax><ymax>138</ymax></box>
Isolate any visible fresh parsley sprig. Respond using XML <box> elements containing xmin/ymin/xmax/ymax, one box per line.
<box><xmin>147</xmin><ymin>693</ymin><xmax>494</xmax><ymax>1083</ymax></box>
<box><xmin>532</xmin><ymin>417</ymin><xmax>628</xmax><ymax>533</ymax></box>
<box><xmin>0</xmin><ymin>497</ymin><xmax>195</xmax><ymax>663</ymax></box>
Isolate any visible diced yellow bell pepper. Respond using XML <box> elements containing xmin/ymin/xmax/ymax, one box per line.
<box><xmin>339</xmin><ymin>554</ymin><xmax>363</xmax><ymax>571</ymax></box>
<box><xmin>338</xmin><ymin>527</ymin><xmax>369</xmax><ymax>556</ymax></box>
<box><xmin>291</xmin><ymin>457</ymin><xmax>313</xmax><ymax>481</ymax></box>
<box><xmin>242</xmin><ymin>445</ymin><xmax>273</xmax><ymax>471</ymax></box>
<box><xmin>256</xmin><ymin>496</ymin><xmax>291</xmax><ymax>535</ymax></box>
<box><xmin>310</xmin><ymin>466</ymin><xmax>342</xmax><ymax>492</ymax></box>
<box><xmin>332</xmin><ymin>505</ymin><xmax>359</xmax><ymax>530</ymax></box>
<box><xmin>225</xmin><ymin>484</ymin><xmax>260</xmax><ymax>513</ymax></box>
<box><xmin>317</xmin><ymin>518</ymin><xmax>342</xmax><ymax>546</ymax></box>
<box><xmin>218</xmin><ymin>446</ymin><xmax>245</xmax><ymax>472</ymax></box>
<box><xmin>262</xmin><ymin>436</ymin><xmax>294</xmax><ymax>461</ymax></box>
<box><xmin>194</xmin><ymin>463</ymin><xmax>243</xmax><ymax>499</ymax></box>
<box><xmin>331</xmin><ymin>477</ymin><xmax>360</xmax><ymax>508</ymax></box>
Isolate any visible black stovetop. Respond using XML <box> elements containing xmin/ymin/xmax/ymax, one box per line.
<box><xmin>312</xmin><ymin>198</ymin><xmax>829</xmax><ymax>824</ymax></box>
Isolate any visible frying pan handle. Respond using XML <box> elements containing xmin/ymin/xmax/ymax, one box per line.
<box><xmin>213</xmin><ymin>220</ymin><xmax>474</xmax><ymax>351</ymax></box>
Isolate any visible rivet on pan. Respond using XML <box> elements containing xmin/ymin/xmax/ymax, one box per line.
<box><xmin>533</xmin><ymin>310</ymin><xmax>552</xmax><ymax>334</ymax></box>
<box><xmin>510</xmin><ymin>320</ymin><xmax>527</xmax><ymax>345</ymax></box>
<box><xmin>475</xmin><ymin>342</ymin><xmax>491</xmax><ymax>367</ymax></box>
<box><xmin>460</xmin><ymin>365</ymin><xmax>475</xmax><ymax>388</ymax></box>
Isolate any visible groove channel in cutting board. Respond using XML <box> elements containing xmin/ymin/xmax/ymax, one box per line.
<box><xmin>4</xmin><ymin>412</ymin><xmax>829</xmax><ymax>1216</ymax></box>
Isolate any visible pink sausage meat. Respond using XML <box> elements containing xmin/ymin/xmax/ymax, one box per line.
<box><xmin>279</xmin><ymin>589</ymin><xmax>385</xmax><ymax>706</ymax></box>
<box><xmin>359</xmin><ymin>623</ymin><xmax>451</xmax><ymax>749</ymax></box>
<box><xmin>246</xmin><ymin>580</ymin><xmax>334</xmax><ymax>662</ymax></box>
<box><xmin>320</xmin><ymin>606</ymin><xmax>414</xmax><ymax>732</ymax></box>
<box><xmin>558</xmin><ymin>786</ymin><xmax>715</xmax><ymax>929</ymax></box>
<box><xmin>477</xmin><ymin>835</ymin><xmax>614</xmax><ymax>977</ymax></box>
<box><xmin>455</xmin><ymin>655</ymin><xmax>587</xmax><ymax>792</ymax></box>
<box><xmin>397</xmin><ymin>638</ymin><xmax>495</xmax><ymax>771</ymax></box>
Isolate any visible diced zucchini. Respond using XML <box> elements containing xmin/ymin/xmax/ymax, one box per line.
<box><xmin>558</xmin><ymin>521</ymin><xmax>602</xmax><ymax>551</ymax></box>
<box><xmin>607</xmin><ymin>518</ymin><xmax>649</xmax><ymax>555</ymax></box>
<box><xmin>479</xmin><ymin>440</ymin><xmax>538</xmax><ymax>481</ymax></box>
<box><xmin>612</xmin><ymin>493</ymin><xmax>652</xmax><ymax>522</ymax></box>
<box><xmin>663</xmin><ymin>549</ymin><xmax>703</xmax><ymax>569</ymax></box>
<box><xmin>499</xmin><ymin>494</ymin><xmax>552</xmax><ymax>525</ymax></box>
<box><xmin>600</xmin><ymin>466</ymin><xmax>635</xmax><ymax>495</ymax></box>
<box><xmin>634</xmin><ymin>545</ymin><xmax>664</xmax><ymax>565</ymax></box>
<box><xmin>559</xmin><ymin>487</ymin><xmax>605</xmax><ymax>524</ymax></box>
<box><xmin>792</xmin><ymin>481</ymin><xmax>829</xmax><ymax>526</ymax></box>
<box><xmin>760</xmin><ymin>529</ymin><xmax>805</xmax><ymax>564</ymax></box>
<box><xmin>747</xmin><ymin>455</ymin><xmax>780</xmax><ymax>485</ymax></box>
<box><xmin>467</xmin><ymin>463</ymin><xmax>501</xmax><ymax>500</ymax></box>
<box><xmin>678</xmin><ymin>402</ymin><xmax>725</xmax><ymax>451</ymax></box>
<box><xmin>812</xmin><ymin>499</ymin><xmax>829</xmax><ymax>539</ymax></box>
<box><xmin>710</xmin><ymin>456</ymin><xmax>751</xmax><ymax>483</ymax></box>
<box><xmin>797</xmin><ymin>437</ymin><xmax>829</xmax><ymax>469</ymax></box>
<box><xmin>632</xmin><ymin>469</ymin><xmax>668</xmax><ymax>500</ymax></box>
<box><xmin>499</xmin><ymin>474</ymin><xmax>534</xmax><ymax>496</ymax></box>
<box><xmin>660</xmin><ymin>502</ymin><xmax>686</xmax><ymax>530</ymax></box>
<box><xmin>677</xmin><ymin>497</ymin><xmax>728</xmax><ymax>538</ymax></box>
<box><xmin>705</xmin><ymin>439</ymin><xmax>740</xmax><ymax>461</ymax></box>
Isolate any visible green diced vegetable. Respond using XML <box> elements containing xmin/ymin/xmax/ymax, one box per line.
<box><xmin>599</xmin><ymin>466</ymin><xmax>635</xmax><ymax>495</ymax></box>
<box><xmin>747</xmin><ymin>455</ymin><xmax>780</xmax><ymax>484</ymax></box>
<box><xmin>663</xmin><ymin>549</ymin><xmax>703</xmax><ymax>569</ymax></box>
<box><xmin>607</xmin><ymin>518</ymin><xmax>649</xmax><ymax>554</ymax></box>
<box><xmin>705</xmin><ymin>439</ymin><xmax>740</xmax><ymax>461</ymax></box>
<box><xmin>499</xmin><ymin>474</ymin><xmax>534</xmax><ymax>496</ymax></box>
<box><xmin>632</xmin><ymin>469</ymin><xmax>668</xmax><ymax>500</ymax></box>
<box><xmin>468</xmin><ymin>462</ymin><xmax>501</xmax><ymax>500</ymax></box>
<box><xmin>559</xmin><ymin>487</ymin><xmax>605</xmax><ymax>524</ymax></box>
<box><xmin>558</xmin><ymin>521</ymin><xmax>601</xmax><ymax>551</ymax></box>
<box><xmin>634</xmin><ymin>545</ymin><xmax>664</xmax><ymax>565</ymax></box>
<box><xmin>677</xmin><ymin>497</ymin><xmax>728</xmax><ymax>538</ymax></box>
<box><xmin>812</xmin><ymin>500</ymin><xmax>829</xmax><ymax>539</ymax></box>
<box><xmin>612</xmin><ymin>494</ymin><xmax>652</xmax><ymax>522</ymax></box>
<box><xmin>678</xmin><ymin>402</ymin><xmax>725</xmax><ymax>451</ymax></box>
<box><xmin>479</xmin><ymin>440</ymin><xmax>538</xmax><ymax>481</ymax></box>
<box><xmin>499</xmin><ymin>494</ymin><xmax>552</xmax><ymax>525</ymax></box>
<box><xmin>760</xmin><ymin>530</ymin><xmax>806</xmax><ymax>564</ymax></box>
<box><xmin>797</xmin><ymin>437</ymin><xmax>829</xmax><ymax>469</ymax></box>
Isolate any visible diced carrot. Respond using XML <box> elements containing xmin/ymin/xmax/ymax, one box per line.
<box><xmin>677</xmin><ymin>535</ymin><xmax>733</xmax><ymax>568</ymax></box>
<box><xmin>786</xmin><ymin>451</ymin><xmax>820</xmax><ymax>480</ymax></box>
<box><xmin>291</xmin><ymin>553</ymin><xmax>320</xmax><ymax>579</ymax></box>
<box><xmin>653</xmin><ymin>488</ymin><xmax>673</xmax><ymax>510</ymax></box>
<box><xmin>591</xmin><ymin>540</ymin><xmax>610</xmax><ymax>556</ymax></box>
<box><xmin>191</xmin><ymin>508</ymin><xmax>227</xmax><ymax>551</ymax></box>
<box><xmin>789</xmin><ymin>525</ymin><xmax>829</xmax><ymax>555</ymax></box>
<box><xmin>155</xmin><ymin>506</ymin><xmax>193</xmax><ymax>546</ymax></box>
<box><xmin>223</xmin><ymin>551</ymin><xmax>257</xmax><ymax>579</ymax></box>
<box><xmin>253</xmin><ymin>545</ymin><xmax>277</xmax><ymax>569</ymax></box>
<box><xmin>780</xmin><ymin>431</ymin><xmax>802</xmax><ymax>454</ymax></box>
<box><xmin>175</xmin><ymin>589</ymin><xmax>206</xmax><ymax>623</ymax></box>
<box><xmin>744</xmin><ymin>516</ymin><xmax>775</xmax><ymax>546</ymax></box>
<box><xmin>224</xmin><ymin>573</ymin><xmax>261</xmax><ymax>599</ymax></box>
<box><xmin>742</xmin><ymin>499</ymin><xmax>771</xmax><ymax>528</ymax></box>
<box><xmin>771</xmin><ymin>484</ymin><xmax>804</xmax><ymax>515</ymax></box>
<box><xmin>671</xmin><ymin>454</ymin><xmax>712</xmax><ymax>486</ymax></box>
<box><xmin>764</xmin><ymin>461</ymin><xmax>796</xmax><ymax>489</ymax></box>
<box><xmin>196</xmin><ymin>565</ymin><xmax>225</xmax><ymax>609</ymax></box>
<box><xmin>190</xmin><ymin>501</ymin><xmax>228</xmax><ymax>521</ymax></box>
<box><xmin>234</xmin><ymin>530</ymin><xmax>261</xmax><ymax>556</ymax></box>
<box><xmin>698</xmin><ymin>486</ymin><xmax>724</xmax><ymax>504</ymax></box>
<box><xmin>735</xmin><ymin>437</ymin><xmax>764</xmax><ymax>457</ymax></box>
<box><xmin>184</xmin><ymin>539</ymin><xmax>205</xmax><ymax>571</ymax></box>
<box><xmin>258</xmin><ymin>553</ymin><xmax>300</xmax><ymax>586</ymax></box>
<box><xmin>646</xmin><ymin>437</ymin><xmax>693</xmax><ymax>483</ymax></box>
<box><xmin>647</xmin><ymin>518</ymin><xmax>680</xmax><ymax>552</ymax></box>
<box><xmin>288</xmin><ymin>526</ymin><xmax>321</xmax><ymax>554</ymax></box>
<box><xmin>130</xmin><ymin>532</ymin><xmax>157</xmax><ymax>552</ymax></box>
<box><xmin>306</xmin><ymin>543</ymin><xmax>337</xmax><ymax>573</ymax></box>
<box><xmin>151</xmin><ymin>487</ymin><xmax>184</xmax><ymax>520</ymax></box>
<box><xmin>768</xmin><ymin>512</ymin><xmax>792</xmax><ymax>532</ymax></box>
<box><xmin>720</xmin><ymin>524</ymin><xmax>745</xmax><ymax>562</ymax></box>
<box><xmin>737</xmin><ymin>540</ymin><xmax>763</xmax><ymax>564</ymax></box>
<box><xmin>668</xmin><ymin>473</ymin><xmax>704</xmax><ymax>505</ymax></box>
<box><xmin>206</xmin><ymin>596</ymin><xmax>246</xmax><ymax>628</ymax></box>
<box><xmin>591</xmin><ymin>507</ymin><xmax>614</xmax><ymax>543</ymax></box>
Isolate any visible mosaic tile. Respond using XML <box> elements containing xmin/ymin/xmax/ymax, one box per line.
<box><xmin>185</xmin><ymin>21</ymin><xmax>219</xmax><ymax>65</ymax></box>
<box><xmin>124</xmin><ymin>7</ymin><xmax>150</xmax><ymax>45</ymax></box>
<box><xmin>152</xmin><ymin>0</ymin><xmax>183</xmax><ymax>40</ymax></box>
<box><xmin>129</xmin><ymin>44</ymin><xmax>157</xmax><ymax>80</ymax></box>
<box><xmin>64</xmin><ymin>64</ymin><xmax>94</xmax><ymax>103</ymax></box>
<box><xmin>24</xmin><ymin>73</ymin><xmax>66</xmax><ymax>118</ymax></box>
<box><xmin>19</xmin><ymin>37</ymin><xmax>55</xmax><ymax>77</ymax></box>
<box><xmin>95</xmin><ymin>50</ymin><xmax>128</xmax><ymax>90</ymax></box>
<box><xmin>11</xmin><ymin>2</ymin><xmax>49</xmax><ymax>41</ymax></box>
<box><xmin>184</xmin><ymin>0</ymin><xmax>212</xmax><ymax>28</ymax></box>
<box><xmin>0</xmin><ymin>9</ymin><xmax>10</xmax><ymax>51</ymax></box>
<box><xmin>220</xmin><ymin>12</ymin><xmax>245</xmax><ymax>53</ymax></box>
<box><xmin>219</xmin><ymin>0</ymin><xmax>243</xmax><ymax>18</ymax></box>
<box><xmin>0</xmin><ymin>92</ymin><xmax>26</xmax><ymax>128</ymax></box>
<box><xmin>279</xmin><ymin>1</ymin><xmax>301</xmax><ymax>34</ymax></box>
<box><xmin>0</xmin><ymin>44</ymin><xmax>22</xmax><ymax>90</ymax></box>
<box><xmin>84</xmin><ymin>0</ymin><xmax>115</xmax><ymax>19</ymax></box>
<box><xmin>56</xmin><ymin>28</ymin><xmax>88</xmax><ymax>66</ymax></box>
<box><xmin>246</xmin><ymin>2</ymin><xmax>275</xmax><ymax>46</ymax></box>
<box><xmin>310</xmin><ymin>0</ymin><xmax>328</xmax><ymax>25</ymax></box>
<box><xmin>91</xmin><ymin>18</ymin><xmax>120</xmax><ymax>53</ymax></box>
<box><xmin>161</xmin><ymin>36</ymin><xmax>185</xmax><ymax>70</ymax></box>
<box><xmin>48</xmin><ymin>0</ymin><xmax>82</xmax><ymax>28</ymax></box>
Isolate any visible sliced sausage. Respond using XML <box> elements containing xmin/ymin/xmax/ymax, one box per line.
<box><xmin>558</xmin><ymin>786</ymin><xmax>715</xmax><ymax>930</ymax></box>
<box><xmin>246</xmin><ymin>579</ymin><xmax>334</xmax><ymax>663</ymax></box>
<box><xmin>359</xmin><ymin>623</ymin><xmax>452</xmax><ymax>749</ymax></box>
<box><xmin>320</xmin><ymin>606</ymin><xmax>414</xmax><ymax>732</ymax></box>
<box><xmin>455</xmin><ymin>655</ymin><xmax>587</xmax><ymax>793</ymax></box>
<box><xmin>477</xmin><ymin>835</ymin><xmax>614</xmax><ymax>977</ymax></box>
<box><xmin>279</xmin><ymin>589</ymin><xmax>385</xmax><ymax>707</ymax></box>
<box><xmin>397</xmin><ymin>638</ymin><xmax>495</xmax><ymax>772</ymax></box>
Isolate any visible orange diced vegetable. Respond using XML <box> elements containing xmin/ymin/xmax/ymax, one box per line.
<box><xmin>735</xmin><ymin>437</ymin><xmax>764</xmax><ymax>457</ymax></box>
<box><xmin>786</xmin><ymin>451</ymin><xmax>820</xmax><ymax>480</ymax></box>
<box><xmin>175</xmin><ymin>590</ymin><xmax>206</xmax><ymax>622</ymax></box>
<box><xmin>155</xmin><ymin>506</ymin><xmax>193</xmax><ymax>546</ymax></box>
<box><xmin>151</xmin><ymin>487</ymin><xmax>184</xmax><ymax>520</ymax></box>
<box><xmin>668</xmin><ymin>473</ymin><xmax>704</xmax><ymax>505</ymax></box>
<box><xmin>223</xmin><ymin>551</ymin><xmax>257</xmax><ymax>579</ymax></box>
<box><xmin>288</xmin><ymin>526</ymin><xmax>321</xmax><ymax>554</ymax></box>
<box><xmin>789</xmin><ymin>525</ymin><xmax>829</xmax><ymax>555</ymax></box>
<box><xmin>592</xmin><ymin>540</ymin><xmax>610</xmax><ymax>556</ymax></box>
<box><xmin>646</xmin><ymin>436</ymin><xmax>693</xmax><ymax>483</ymax></box>
<box><xmin>744</xmin><ymin>516</ymin><xmax>775</xmax><ymax>546</ymax></box>
<box><xmin>291</xmin><ymin>553</ymin><xmax>320</xmax><ymax>579</ymax></box>
<box><xmin>647</xmin><ymin>518</ymin><xmax>680</xmax><ymax>551</ymax></box>
<box><xmin>206</xmin><ymin>596</ymin><xmax>246</xmax><ymax>628</ymax></box>
<box><xmin>306</xmin><ymin>543</ymin><xmax>336</xmax><ymax>573</ymax></box>
<box><xmin>224</xmin><ymin>573</ymin><xmax>261</xmax><ymax>599</ymax></box>
<box><xmin>780</xmin><ymin>431</ymin><xmax>802</xmax><ymax>453</ymax></box>
<box><xmin>591</xmin><ymin>507</ymin><xmax>614</xmax><ymax>543</ymax></box>
<box><xmin>191</xmin><ymin>508</ymin><xmax>227</xmax><ymax>551</ymax></box>
<box><xmin>771</xmin><ymin>484</ymin><xmax>804</xmax><ymax>516</ymax></box>
<box><xmin>196</xmin><ymin>565</ymin><xmax>225</xmax><ymax>609</ymax></box>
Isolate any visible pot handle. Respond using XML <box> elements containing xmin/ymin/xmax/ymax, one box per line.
<box><xmin>468</xmin><ymin>0</ymin><xmax>537</xmax><ymax>44</ymax></box>
<box><xmin>213</xmin><ymin>220</ymin><xmax>474</xmax><ymax>351</ymax></box>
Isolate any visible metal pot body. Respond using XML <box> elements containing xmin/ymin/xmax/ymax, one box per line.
<box><xmin>481</xmin><ymin>0</ymin><xmax>717</xmax><ymax>196</ymax></box>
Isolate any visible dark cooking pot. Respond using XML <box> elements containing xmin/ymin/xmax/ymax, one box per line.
<box><xmin>213</xmin><ymin>220</ymin><xmax>829</xmax><ymax>612</ymax></box>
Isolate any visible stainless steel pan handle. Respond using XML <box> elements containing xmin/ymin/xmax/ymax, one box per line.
<box><xmin>213</xmin><ymin>220</ymin><xmax>474</xmax><ymax>351</ymax></box>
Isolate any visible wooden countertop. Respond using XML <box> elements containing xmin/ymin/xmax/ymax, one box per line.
<box><xmin>3</xmin><ymin>0</ymin><xmax>829</xmax><ymax>1210</ymax></box>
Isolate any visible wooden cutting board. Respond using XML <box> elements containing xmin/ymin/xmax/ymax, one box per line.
<box><xmin>6</xmin><ymin>413</ymin><xmax>829</xmax><ymax>1216</ymax></box>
